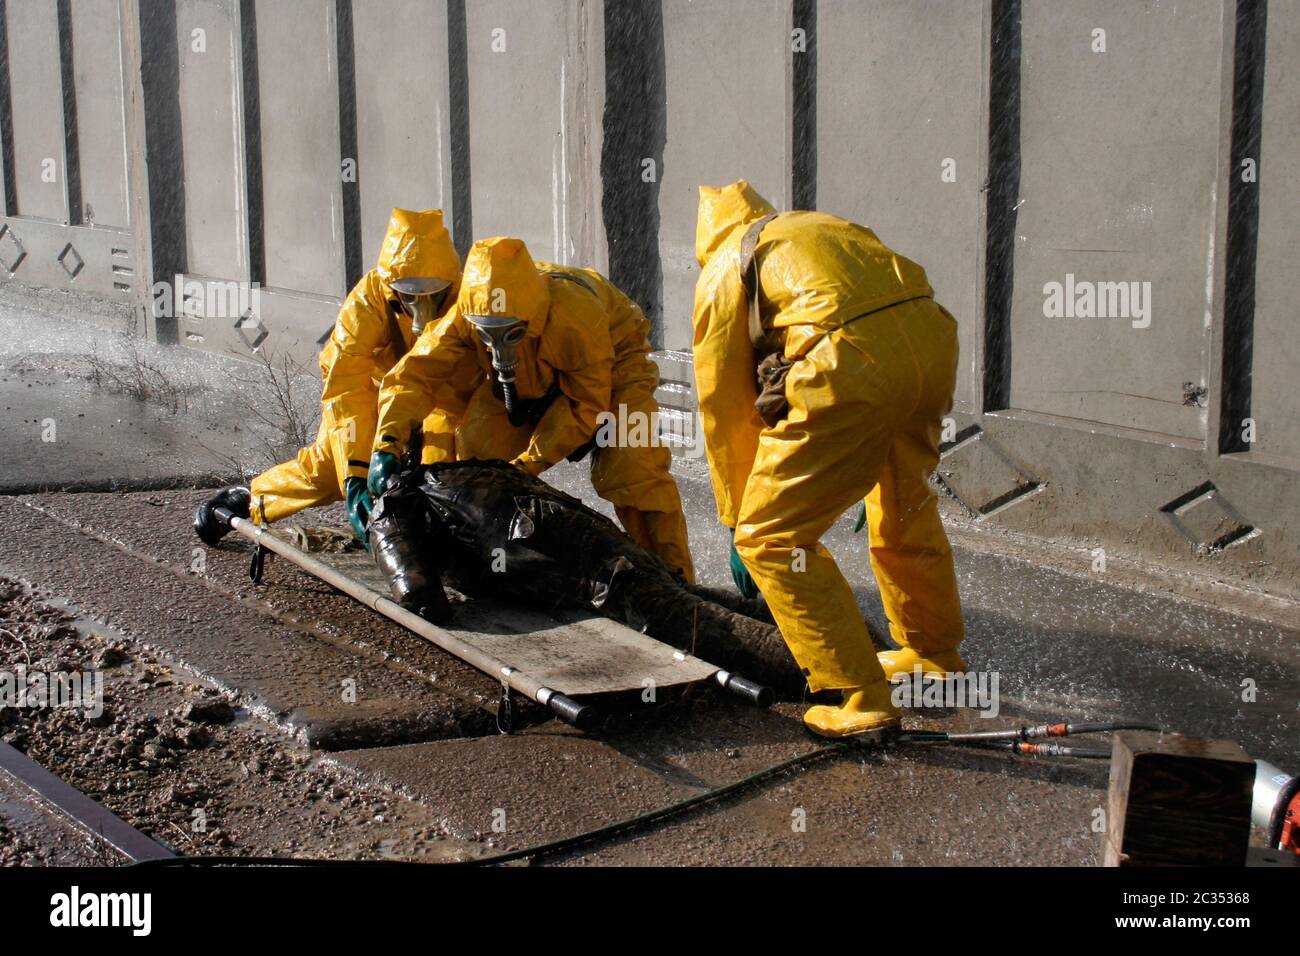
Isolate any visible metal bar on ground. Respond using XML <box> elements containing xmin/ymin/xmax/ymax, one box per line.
<box><xmin>0</xmin><ymin>742</ymin><xmax>175</xmax><ymax>862</ymax></box>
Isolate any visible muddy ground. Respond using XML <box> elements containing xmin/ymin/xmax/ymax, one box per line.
<box><xmin>0</xmin><ymin>578</ymin><xmax>479</xmax><ymax>864</ymax></box>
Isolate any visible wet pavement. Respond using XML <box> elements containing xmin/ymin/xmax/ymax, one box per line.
<box><xmin>0</xmin><ymin>288</ymin><xmax>314</xmax><ymax>493</ymax></box>
<box><xmin>0</xmin><ymin>368</ymin><xmax>242</xmax><ymax>492</ymax></box>
<box><xmin>2</xmin><ymin>480</ymin><xmax>1296</xmax><ymax>864</ymax></box>
<box><xmin>334</xmin><ymin>700</ymin><xmax>1110</xmax><ymax>865</ymax></box>
<box><xmin>0</xmin><ymin>771</ymin><xmax>115</xmax><ymax>866</ymax></box>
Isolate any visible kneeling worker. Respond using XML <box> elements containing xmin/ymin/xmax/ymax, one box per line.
<box><xmin>367</xmin><ymin>236</ymin><xmax>694</xmax><ymax>582</ymax></box>
<box><xmin>692</xmin><ymin>180</ymin><xmax>966</xmax><ymax>738</ymax></box>
<box><xmin>194</xmin><ymin>208</ymin><xmax>461</xmax><ymax>544</ymax></box>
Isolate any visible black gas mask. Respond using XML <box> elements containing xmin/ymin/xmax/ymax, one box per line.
<box><xmin>465</xmin><ymin>313</ymin><xmax>528</xmax><ymax>384</ymax></box>
<box><xmin>391</xmin><ymin>277</ymin><xmax>451</xmax><ymax>336</ymax></box>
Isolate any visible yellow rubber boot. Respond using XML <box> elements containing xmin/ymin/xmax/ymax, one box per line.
<box><xmin>803</xmin><ymin>681</ymin><xmax>900</xmax><ymax>738</ymax></box>
<box><xmin>877</xmin><ymin>647</ymin><xmax>967</xmax><ymax>682</ymax></box>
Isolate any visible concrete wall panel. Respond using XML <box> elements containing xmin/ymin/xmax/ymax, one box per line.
<box><xmin>658</xmin><ymin>0</ymin><xmax>792</xmax><ymax>351</ymax></box>
<box><xmin>255</xmin><ymin>0</ymin><xmax>344</xmax><ymax>295</ymax></box>
<box><xmin>353</xmin><ymin>0</ymin><xmax>454</xmax><ymax>267</ymax></box>
<box><xmin>463</xmin><ymin>0</ymin><xmax>603</xmax><ymax>270</ymax></box>
<box><xmin>1009</xmin><ymin>0</ymin><xmax>1225</xmax><ymax>440</ymax></box>
<box><xmin>4</xmin><ymin>1</ymin><xmax>1299</xmax><ymax>595</ymax></box>
<box><xmin>174</xmin><ymin>279</ymin><xmax>338</xmax><ymax>367</ymax></box>
<box><xmin>1250</xmin><ymin>1</ymin><xmax>1300</xmax><ymax>465</ymax></box>
<box><xmin>0</xmin><ymin>215</ymin><xmax>132</xmax><ymax>295</ymax></box>
<box><xmin>69</xmin><ymin>0</ymin><xmax>129</xmax><ymax>229</ymax></box>
<box><xmin>945</xmin><ymin>406</ymin><xmax>1300</xmax><ymax>600</ymax></box>
<box><xmin>175</xmin><ymin>0</ymin><xmax>245</xmax><ymax>280</ymax></box>
<box><xmin>816</xmin><ymin>0</ymin><xmax>985</xmax><ymax>413</ymax></box>
<box><xmin>6</xmin><ymin>0</ymin><xmax>66</xmax><ymax>221</ymax></box>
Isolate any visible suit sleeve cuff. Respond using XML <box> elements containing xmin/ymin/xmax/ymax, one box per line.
<box><xmin>373</xmin><ymin>434</ymin><xmax>405</xmax><ymax>457</ymax></box>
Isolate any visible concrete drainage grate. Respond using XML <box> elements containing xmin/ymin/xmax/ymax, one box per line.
<box><xmin>0</xmin><ymin>224</ymin><xmax>26</xmax><ymax>274</ymax></box>
<box><xmin>1160</xmin><ymin>482</ymin><xmax>1258</xmax><ymax>554</ymax></box>
<box><xmin>935</xmin><ymin>426</ymin><xmax>1041</xmax><ymax>518</ymax></box>
<box><xmin>57</xmin><ymin>242</ymin><xmax>85</xmax><ymax>279</ymax></box>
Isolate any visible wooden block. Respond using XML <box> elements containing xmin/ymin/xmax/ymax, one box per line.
<box><xmin>1104</xmin><ymin>731</ymin><xmax>1255</xmax><ymax>867</ymax></box>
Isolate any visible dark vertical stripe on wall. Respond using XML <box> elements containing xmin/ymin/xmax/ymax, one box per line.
<box><xmin>56</xmin><ymin>0</ymin><xmax>81</xmax><ymax>224</ymax></box>
<box><xmin>1219</xmin><ymin>0</ymin><xmax>1267</xmax><ymax>455</ymax></box>
<box><xmin>982</xmin><ymin>0</ymin><xmax>1021</xmax><ymax>413</ymax></box>
<box><xmin>447</xmin><ymin>0</ymin><xmax>472</xmax><ymax>261</ymax></box>
<box><xmin>601</xmin><ymin>0</ymin><xmax>666</xmax><ymax>345</ymax></box>
<box><xmin>0</xmin><ymin>0</ymin><xmax>16</xmax><ymax>216</ymax></box>
<box><xmin>335</xmin><ymin>0</ymin><xmax>361</xmax><ymax>291</ymax></box>
<box><xmin>139</xmin><ymin>0</ymin><xmax>186</xmax><ymax>341</ymax></box>
<box><xmin>239</xmin><ymin>0</ymin><xmax>264</xmax><ymax>284</ymax></box>
<box><xmin>791</xmin><ymin>0</ymin><xmax>816</xmax><ymax>210</ymax></box>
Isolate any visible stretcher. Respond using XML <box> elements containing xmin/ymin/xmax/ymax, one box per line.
<box><xmin>217</xmin><ymin>510</ymin><xmax>773</xmax><ymax>729</ymax></box>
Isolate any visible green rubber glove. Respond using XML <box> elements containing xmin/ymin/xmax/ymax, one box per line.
<box><xmin>345</xmin><ymin>477</ymin><xmax>372</xmax><ymax>543</ymax></box>
<box><xmin>728</xmin><ymin>527</ymin><xmax>760</xmax><ymax>600</ymax></box>
<box><xmin>367</xmin><ymin>450</ymin><xmax>399</xmax><ymax>499</ymax></box>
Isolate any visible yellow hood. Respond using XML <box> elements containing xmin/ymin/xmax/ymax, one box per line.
<box><xmin>695</xmin><ymin>180</ymin><xmax>778</xmax><ymax>268</ymax></box>
<box><xmin>456</xmin><ymin>237</ymin><xmax>550</xmax><ymax>332</ymax></box>
<box><xmin>375</xmin><ymin>208</ymin><xmax>461</xmax><ymax>297</ymax></box>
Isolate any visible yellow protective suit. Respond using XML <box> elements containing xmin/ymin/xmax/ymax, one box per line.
<box><xmin>374</xmin><ymin>237</ymin><xmax>694</xmax><ymax>581</ymax></box>
<box><xmin>693</xmin><ymin>180</ymin><xmax>964</xmax><ymax>692</ymax></box>
<box><xmin>249</xmin><ymin>208</ymin><xmax>460</xmax><ymax>524</ymax></box>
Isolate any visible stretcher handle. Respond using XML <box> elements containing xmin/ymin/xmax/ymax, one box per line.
<box><xmin>541</xmin><ymin>690</ymin><xmax>595</xmax><ymax>728</ymax></box>
<box><xmin>715</xmin><ymin>671</ymin><xmax>774</xmax><ymax>708</ymax></box>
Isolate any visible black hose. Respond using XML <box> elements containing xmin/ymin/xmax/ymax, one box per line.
<box><xmin>499</xmin><ymin>378</ymin><xmax>562</xmax><ymax>427</ymax></box>
<box><xmin>128</xmin><ymin>741</ymin><xmax>851</xmax><ymax>868</ymax></box>
<box><xmin>455</xmin><ymin>741</ymin><xmax>849</xmax><ymax>866</ymax></box>
<box><xmin>125</xmin><ymin>716</ymin><xmax>1141</xmax><ymax>869</ymax></box>
<box><xmin>501</xmin><ymin>379</ymin><xmax>524</xmax><ymax>426</ymax></box>
<box><xmin>1055</xmin><ymin>721</ymin><xmax>1160</xmax><ymax>737</ymax></box>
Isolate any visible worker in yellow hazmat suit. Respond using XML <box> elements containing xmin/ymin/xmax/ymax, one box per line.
<box><xmin>692</xmin><ymin>180</ymin><xmax>965</xmax><ymax>737</ymax></box>
<box><xmin>193</xmin><ymin>208</ymin><xmax>461</xmax><ymax>546</ymax></box>
<box><xmin>369</xmin><ymin>236</ymin><xmax>694</xmax><ymax>582</ymax></box>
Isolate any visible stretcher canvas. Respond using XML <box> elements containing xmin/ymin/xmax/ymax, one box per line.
<box><xmin>313</xmin><ymin>549</ymin><xmax>719</xmax><ymax>697</ymax></box>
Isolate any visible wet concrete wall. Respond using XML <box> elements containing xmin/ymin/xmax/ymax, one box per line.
<box><xmin>657</xmin><ymin>0</ymin><xmax>791</xmax><ymax>349</ymax></box>
<box><xmin>0</xmin><ymin>0</ymin><xmax>1296</xmax><ymax>597</ymax></box>
<box><xmin>816</xmin><ymin>0</ymin><xmax>986</xmax><ymax>414</ymax></box>
<box><xmin>1252</xmin><ymin>0</ymin><xmax>1299</xmax><ymax>466</ymax></box>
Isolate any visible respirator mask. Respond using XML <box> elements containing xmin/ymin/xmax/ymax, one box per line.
<box><xmin>465</xmin><ymin>313</ymin><xmax>528</xmax><ymax>384</ymax></box>
<box><xmin>391</xmin><ymin>277</ymin><xmax>451</xmax><ymax>336</ymax></box>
